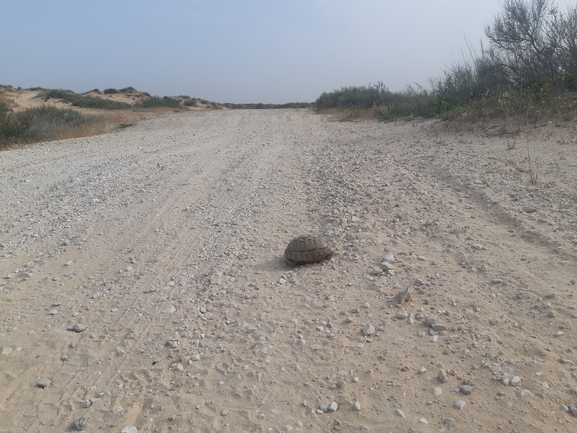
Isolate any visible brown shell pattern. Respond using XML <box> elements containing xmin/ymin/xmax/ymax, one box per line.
<box><xmin>284</xmin><ymin>235</ymin><xmax>332</xmax><ymax>264</ymax></box>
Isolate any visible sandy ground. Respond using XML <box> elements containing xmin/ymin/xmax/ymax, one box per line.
<box><xmin>0</xmin><ymin>109</ymin><xmax>576</xmax><ymax>433</ymax></box>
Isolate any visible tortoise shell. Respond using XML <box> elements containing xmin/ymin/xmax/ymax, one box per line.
<box><xmin>284</xmin><ymin>235</ymin><xmax>332</xmax><ymax>264</ymax></box>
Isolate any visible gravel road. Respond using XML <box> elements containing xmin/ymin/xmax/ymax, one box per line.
<box><xmin>1</xmin><ymin>109</ymin><xmax>576</xmax><ymax>432</ymax></box>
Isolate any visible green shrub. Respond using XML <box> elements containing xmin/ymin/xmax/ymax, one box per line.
<box><xmin>104</xmin><ymin>88</ymin><xmax>119</xmax><ymax>94</ymax></box>
<box><xmin>0</xmin><ymin>105</ymin><xmax>94</xmax><ymax>142</ymax></box>
<box><xmin>138</xmin><ymin>96</ymin><xmax>181</xmax><ymax>108</ymax></box>
<box><xmin>40</xmin><ymin>89</ymin><xmax>132</xmax><ymax>109</ymax></box>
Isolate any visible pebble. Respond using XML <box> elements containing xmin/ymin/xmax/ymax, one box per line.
<box><xmin>67</xmin><ymin>324</ymin><xmax>86</xmax><ymax>333</ymax></box>
<box><xmin>36</xmin><ymin>378</ymin><xmax>51</xmax><ymax>388</ymax></box>
<box><xmin>444</xmin><ymin>418</ymin><xmax>456</xmax><ymax>426</ymax></box>
<box><xmin>354</xmin><ymin>401</ymin><xmax>361</xmax><ymax>411</ymax></box>
<box><xmin>471</xmin><ymin>243</ymin><xmax>484</xmax><ymax>250</ymax></box>
<box><xmin>454</xmin><ymin>400</ymin><xmax>466</xmax><ymax>410</ymax></box>
<box><xmin>459</xmin><ymin>384</ymin><xmax>473</xmax><ymax>395</ymax></box>
<box><xmin>429</xmin><ymin>335</ymin><xmax>438</xmax><ymax>342</ymax></box>
<box><xmin>393</xmin><ymin>409</ymin><xmax>405</xmax><ymax>418</ymax></box>
<box><xmin>439</xmin><ymin>371</ymin><xmax>448</xmax><ymax>383</ymax></box>
<box><xmin>362</xmin><ymin>323</ymin><xmax>375</xmax><ymax>336</ymax></box>
<box><xmin>419</xmin><ymin>418</ymin><xmax>428</xmax><ymax>424</ymax></box>
<box><xmin>383</xmin><ymin>253</ymin><xmax>395</xmax><ymax>263</ymax></box>
<box><xmin>328</xmin><ymin>401</ymin><xmax>338</xmax><ymax>412</ymax></box>
<box><xmin>434</xmin><ymin>387</ymin><xmax>443</xmax><ymax>396</ymax></box>
<box><xmin>0</xmin><ymin>346</ymin><xmax>13</xmax><ymax>356</ymax></box>
<box><xmin>71</xmin><ymin>417</ymin><xmax>86</xmax><ymax>431</ymax></box>
<box><xmin>516</xmin><ymin>389</ymin><xmax>531</xmax><ymax>397</ymax></box>
<box><xmin>424</xmin><ymin>315</ymin><xmax>437</xmax><ymax>326</ymax></box>
<box><xmin>162</xmin><ymin>305</ymin><xmax>176</xmax><ymax>314</ymax></box>
<box><xmin>379</xmin><ymin>262</ymin><xmax>394</xmax><ymax>271</ymax></box>
<box><xmin>431</xmin><ymin>323</ymin><xmax>447</xmax><ymax>331</ymax></box>
<box><xmin>121</xmin><ymin>427</ymin><xmax>137</xmax><ymax>433</ymax></box>
<box><xmin>221</xmin><ymin>409</ymin><xmax>229</xmax><ymax>416</ymax></box>
<box><xmin>511</xmin><ymin>376</ymin><xmax>521</xmax><ymax>386</ymax></box>
<box><xmin>397</xmin><ymin>309</ymin><xmax>408</xmax><ymax>319</ymax></box>
<box><xmin>570</xmin><ymin>406</ymin><xmax>577</xmax><ymax>417</ymax></box>
<box><xmin>46</xmin><ymin>309</ymin><xmax>58</xmax><ymax>315</ymax></box>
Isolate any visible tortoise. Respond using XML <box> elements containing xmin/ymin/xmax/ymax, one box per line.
<box><xmin>284</xmin><ymin>235</ymin><xmax>332</xmax><ymax>264</ymax></box>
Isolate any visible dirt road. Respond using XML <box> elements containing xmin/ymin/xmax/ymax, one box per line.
<box><xmin>1</xmin><ymin>109</ymin><xmax>576</xmax><ymax>432</ymax></box>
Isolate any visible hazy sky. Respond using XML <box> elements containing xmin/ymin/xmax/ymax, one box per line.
<box><xmin>2</xmin><ymin>0</ymin><xmax>576</xmax><ymax>103</ymax></box>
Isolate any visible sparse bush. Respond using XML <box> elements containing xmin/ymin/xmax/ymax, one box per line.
<box><xmin>104</xmin><ymin>88</ymin><xmax>119</xmax><ymax>94</ymax></box>
<box><xmin>40</xmin><ymin>89</ymin><xmax>132</xmax><ymax>109</ymax></box>
<box><xmin>138</xmin><ymin>96</ymin><xmax>181</xmax><ymax>108</ymax></box>
<box><xmin>316</xmin><ymin>0</ymin><xmax>577</xmax><ymax>122</ymax></box>
<box><xmin>0</xmin><ymin>105</ymin><xmax>95</xmax><ymax>143</ymax></box>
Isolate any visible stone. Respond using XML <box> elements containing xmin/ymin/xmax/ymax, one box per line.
<box><xmin>397</xmin><ymin>309</ymin><xmax>409</xmax><ymax>319</ymax></box>
<box><xmin>36</xmin><ymin>378</ymin><xmax>51</xmax><ymax>388</ymax></box>
<box><xmin>393</xmin><ymin>409</ymin><xmax>405</xmax><ymax>418</ymax></box>
<box><xmin>362</xmin><ymin>324</ymin><xmax>375</xmax><ymax>336</ymax></box>
<box><xmin>121</xmin><ymin>427</ymin><xmax>137</xmax><ymax>433</ymax></box>
<box><xmin>328</xmin><ymin>401</ymin><xmax>338</xmax><ymax>412</ymax></box>
<box><xmin>354</xmin><ymin>401</ymin><xmax>361</xmax><ymax>411</ymax></box>
<box><xmin>0</xmin><ymin>346</ymin><xmax>13</xmax><ymax>356</ymax></box>
<box><xmin>424</xmin><ymin>315</ymin><xmax>437</xmax><ymax>326</ymax></box>
<box><xmin>444</xmin><ymin>418</ymin><xmax>456</xmax><ymax>426</ymax></box>
<box><xmin>419</xmin><ymin>418</ymin><xmax>428</xmax><ymax>424</ymax></box>
<box><xmin>72</xmin><ymin>418</ymin><xmax>86</xmax><ymax>431</ymax></box>
<box><xmin>511</xmin><ymin>376</ymin><xmax>521</xmax><ymax>386</ymax></box>
<box><xmin>431</xmin><ymin>323</ymin><xmax>447</xmax><ymax>331</ymax></box>
<box><xmin>459</xmin><ymin>384</ymin><xmax>472</xmax><ymax>395</ymax></box>
<box><xmin>454</xmin><ymin>400</ymin><xmax>466</xmax><ymax>410</ymax></box>
<box><xmin>439</xmin><ymin>371</ymin><xmax>448</xmax><ymax>383</ymax></box>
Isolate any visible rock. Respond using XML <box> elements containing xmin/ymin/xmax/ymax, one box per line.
<box><xmin>0</xmin><ymin>346</ymin><xmax>13</xmax><ymax>356</ymax></box>
<box><xmin>393</xmin><ymin>409</ymin><xmax>405</xmax><ymax>418</ymax></box>
<box><xmin>419</xmin><ymin>418</ymin><xmax>428</xmax><ymax>424</ymax></box>
<box><xmin>501</xmin><ymin>376</ymin><xmax>510</xmax><ymax>386</ymax></box>
<box><xmin>67</xmin><ymin>324</ymin><xmax>86</xmax><ymax>333</ymax></box>
<box><xmin>431</xmin><ymin>323</ymin><xmax>446</xmax><ymax>331</ymax></box>
<box><xmin>328</xmin><ymin>401</ymin><xmax>338</xmax><ymax>412</ymax></box>
<box><xmin>354</xmin><ymin>401</ymin><xmax>361</xmax><ymax>411</ymax></box>
<box><xmin>444</xmin><ymin>418</ymin><xmax>456</xmax><ymax>426</ymax></box>
<box><xmin>424</xmin><ymin>315</ymin><xmax>437</xmax><ymax>326</ymax></box>
<box><xmin>459</xmin><ymin>384</ymin><xmax>473</xmax><ymax>395</ymax></box>
<box><xmin>162</xmin><ymin>305</ymin><xmax>176</xmax><ymax>314</ymax></box>
<box><xmin>439</xmin><ymin>371</ymin><xmax>448</xmax><ymax>383</ymax></box>
<box><xmin>522</xmin><ymin>206</ymin><xmax>537</xmax><ymax>213</ymax></box>
<box><xmin>434</xmin><ymin>387</ymin><xmax>443</xmax><ymax>396</ymax></box>
<box><xmin>36</xmin><ymin>378</ymin><xmax>51</xmax><ymax>388</ymax></box>
<box><xmin>383</xmin><ymin>253</ymin><xmax>395</xmax><ymax>263</ymax></box>
<box><xmin>71</xmin><ymin>417</ymin><xmax>86</xmax><ymax>431</ymax></box>
<box><xmin>511</xmin><ymin>376</ymin><xmax>521</xmax><ymax>386</ymax></box>
<box><xmin>121</xmin><ymin>427</ymin><xmax>137</xmax><ymax>433</ymax></box>
<box><xmin>362</xmin><ymin>324</ymin><xmax>375</xmax><ymax>336</ymax></box>
<box><xmin>454</xmin><ymin>400</ymin><xmax>466</xmax><ymax>410</ymax></box>
<box><xmin>379</xmin><ymin>262</ymin><xmax>394</xmax><ymax>272</ymax></box>
<box><xmin>516</xmin><ymin>389</ymin><xmax>531</xmax><ymax>398</ymax></box>
<box><xmin>570</xmin><ymin>405</ymin><xmax>577</xmax><ymax>417</ymax></box>
<box><xmin>471</xmin><ymin>244</ymin><xmax>484</xmax><ymax>250</ymax></box>
<box><xmin>397</xmin><ymin>309</ymin><xmax>408</xmax><ymax>319</ymax></box>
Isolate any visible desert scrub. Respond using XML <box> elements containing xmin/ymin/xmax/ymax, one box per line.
<box><xmin>138</xmin><ymin>96</ymin><xmax>181</xmax><ymax>108</ymax></box>
<box><xmin>40</xmin><ymin>89</ymin><xmax>132</xmax><ymax>109</ymax></box>
<box><xmin>0</xmin><ymin>105</ymin><xmax>95</xmax><ymax>145</ymax></box>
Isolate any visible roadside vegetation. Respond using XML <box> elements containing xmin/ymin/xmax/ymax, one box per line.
<box><xmin>316</xmin><ymin>0</ymin><xmax>577</xmax><ymax>123</ymax></box>
<box><xmin>0</xmin><ymin>103</ymin><xmax>97</xmax><ymax>148</ymax></box>
<box><xmin>223</xmin><ymin>102</ymin><xmax>313</xmax><ymax>109</ymax></box>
